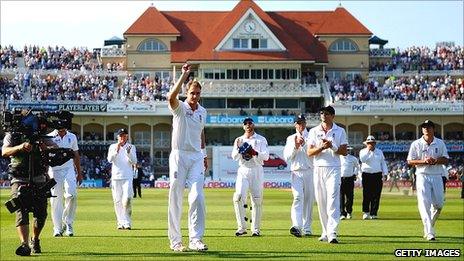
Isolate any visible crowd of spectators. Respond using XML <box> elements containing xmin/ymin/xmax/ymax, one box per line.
<box><xmin>370</xmin><ymin>45</ymin><xmax>464</xmax><ymax>72</ymax></box>
<box><xmin>330</xmin><ymin>75</ymin><xmax>464</xmax><ymax>102</ymax></box>
<box><xmin>1</xmin><ymin>71</ymin><xmax>175</xmax><ymax>102</ymax></box>
<box><xmin>0</xmin><ymin>45</ymin><xmax>19</xmax><ymax>69</ymax></box>
<box><xmin>23</xmin><ymin>45</ymin><xmax>102</xmax><ymax>71</ymax></box>
<box><xmin>119</xmin><ymin>75</ymin><xmax>172</xmax><ymax>102</ymax></box>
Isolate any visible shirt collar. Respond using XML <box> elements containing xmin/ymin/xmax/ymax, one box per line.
<box><xmin>419</xmin><ymin>136</ymin><xmax>437</xmax><ymax>145</ymax></box>
<box><xmin>317</xmin><ymin>123</ymin><xmax>338</xmax><ymax>132</ymax></box>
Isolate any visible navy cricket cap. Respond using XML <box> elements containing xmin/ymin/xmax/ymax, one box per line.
<box><xmin>294</xmin><ymin>114</ymin><xmax>306</xmax><ymax>123</ymax></box>
<box><xmin>420</xmin><ymin>120</ymin><xmax>435</xmax><ymax>128</ymax></box>
<box><xmin>117</xmin><ymin>128</ymin><xmax>128</xmax><ymax>135</ymax></box>
<box><xmin>243</xmin><ymin>117</ymin><xmax>254</xmax><ymax>124</ymax></box>
<box><xmin>320</xmin><ymin>105</ymin><xmax>335</xmax><ymax>115</ymax></box>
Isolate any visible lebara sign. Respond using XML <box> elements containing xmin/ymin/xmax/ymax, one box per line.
<box><xmin>207</xmin><ymin>116</ymin><xmax>294</xmax><ymax>125</ymax></box>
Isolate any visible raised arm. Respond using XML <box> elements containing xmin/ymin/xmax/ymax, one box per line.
<box><xmin>168</xmin><ymin>63</ymin><xmax>191</xmax><ymax>110</ymax></box>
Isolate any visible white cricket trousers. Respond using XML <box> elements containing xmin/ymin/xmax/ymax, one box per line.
<box><xmin>313</xmin><ymin>166</ymin><xmax>341</xmax><ymax>239</ymax></box>
<box><xmin>49</xmin><ymin>167</ymin><xmax>77</xmax><ymax>232</ymax></box>
<box><xmin>233</xmin><ymin>165</ymin><xmax>263</xmax><ymax>233</ymax></box>
<box><xmin>291</xmin><ymin>169</ymin><xmax>314</xmax><ymax>233</ymax></box>
<box><xmin>168</xmin><ymin>150</ymin><xmax>205</xmax><ymax>247</ymax></box>
<box><xmin>416</xmin><ymin>174</ymin><xmax>444</xmax><ymax>237</ymax></box>
<box><xmin>111</xmin><ymin>179</ymin><xmax>133</xmax><ymax>227</ymax></box>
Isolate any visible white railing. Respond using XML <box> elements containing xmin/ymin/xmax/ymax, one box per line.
<box><xmin>369</xmin><ymin>69</ymin><xmax>464</xmax><ymax>78</ymax></box>
<box><xmin>200</xmin><ymin>81</ymin><xmax>321</xmax><ymax>97</ymax></box>
<box><xmin>0</xmin><ymin>67</ymin><xmax>127</xmax><ymax>77</ymax></box>
<box><xmin>101</xmin><ymin>47</ymin><xmax>126</xmax><ymax>57</ymax></box>
<box><xmin>369</xmin><ymin>48</ymin><xmax>394</xmax><ymax>57</ymax></box>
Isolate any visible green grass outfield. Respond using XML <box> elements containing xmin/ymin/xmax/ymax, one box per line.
<box><xmin>1</xmin><ymin>187</ymin><xmax>463</xmax><ymax>260</ymax></box>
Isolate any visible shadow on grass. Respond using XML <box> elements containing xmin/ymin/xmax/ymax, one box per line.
<box><xmin>49</xmin><ymin>249</ymin><xmax>393</xmax><ymax>258</ymax></box>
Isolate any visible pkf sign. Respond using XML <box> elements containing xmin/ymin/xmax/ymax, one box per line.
<box><xmin>351</xmin><ymin>104</ymin><xmax>367</xmax><ymax>112</ymax></box>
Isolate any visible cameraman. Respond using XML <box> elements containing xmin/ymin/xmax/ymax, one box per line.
<box><xmin>2</xmin><ymin>131</ymin><xmax>56</xmax><ymax>256</ymax></box>
<box><xmin>48</xmin><ymin>127</ymin><xmax>82</xmax><ymax>237</ymax></box>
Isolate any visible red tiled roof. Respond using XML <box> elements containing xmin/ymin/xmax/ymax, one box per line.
<box><xmin>316</xmin><ymin>7</ymin><xmax>371</xmax><ymax>35</ymax></box>
<box><xmin>124</xmin><ymin>6</ymin><xmax>179</xmax><ymax>35</ymax></box>
<box><xmin>124</xmin><ymin>0</ymin><xmax>372</xmax><ymax>63</ymax></box>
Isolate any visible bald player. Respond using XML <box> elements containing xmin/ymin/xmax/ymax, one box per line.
<box><xmin>167</xmin><ymin>63</ymin><xmax>208</xmax><ymax>252</ymax></box>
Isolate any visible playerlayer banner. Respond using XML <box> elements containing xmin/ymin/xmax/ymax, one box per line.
<box><xmin>8</xmin><ymin>102</ymin><xmax>107</xmax><ymax>112</ymax></box>
<box><xmin>212</xmin><ymin>146</ymin><xmax>291</xmax><ymax>182</ymax></box>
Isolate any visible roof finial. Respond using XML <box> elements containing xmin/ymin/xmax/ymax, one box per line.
<box><xmin>338</xmin><ymin>1</ymin><xmax>342</xmax><ymax>7</ymax></box>
<box><xmin>150</xmin><ymin>2</ymin><xmax>154</xmax><ymax>7</ymax></box>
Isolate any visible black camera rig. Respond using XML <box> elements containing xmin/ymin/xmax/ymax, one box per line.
<box><xmin>2</xmin><ymin>108</ymin><xmax>75</xmax><ymax>213</ymax></box>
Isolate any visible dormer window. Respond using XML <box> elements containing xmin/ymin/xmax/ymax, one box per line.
<box><xmin>233</xmin><ymin>38</ymin><xmax>268</xmax><ymax>50</ymax></box>
<box><xmin>138</xmin><ymin>38</ymin><xmax>168</xmax><ymax>52</ymax></box>
<box><xmin>329</xmin><ymin>39</ymin><xmax>358</xmax><ymax>52</ymax></box>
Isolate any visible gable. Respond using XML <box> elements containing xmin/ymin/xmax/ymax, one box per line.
<box><xmin>215</xmin><ymin>8</ymin><xmax>286</xmax><ymax>51</ymax></box>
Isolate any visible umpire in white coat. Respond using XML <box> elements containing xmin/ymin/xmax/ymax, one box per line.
<box><xmin>359</xmin><ymin>135</ymin><xmax>388</xmax><ymax>220</ymax></box>
<box><xmin>48</xmin><ymin>127</ymin><xmax>82</xmax><ymax>237</ymax></box>
<box><xmin>232</xmin><ymin>117</ymin><xmax>269</xmax><ymax>237</ymax></box>
<box><xmin>283</xmin><ymin>114</ymin><xmax>314</xmax><ymax>237</ymax></box>
<box><xmin>107</xmin><ymin>128</ymin><xmax>137</xmax><ymax>230</ymax></box>
<box><xmin>307</xmin><ymin>106</ymin><xmax>347</xmax><ymax>244</ymax></box>
<box><xmin>407</xmin><ymin>120</ymin><xmax>449</xmax><ymax>241</ymax></box>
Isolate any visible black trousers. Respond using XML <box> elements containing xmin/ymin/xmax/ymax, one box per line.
<box><xmin>362</xmin><ymin>172</ymin><xmax>383</xmax><ymax>216</ymax></box>
<box><xmin>133</xmin><ymin>178</ymin><xmax>142</xmax><ymax>198</ymax></box>
<box><xmin>340</xmin><ymin>176</ymin><xmax>355</xmax><ymax>216</ymax></box>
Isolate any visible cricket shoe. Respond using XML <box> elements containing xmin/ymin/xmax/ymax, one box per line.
<box><xmin>171</xmin><ymin>242</ymin><xmax>186</xmax><ymax>252</ymax></box>
<box><xmin>235</xmin><ymin>228</ymin><xmax>247</xmax><ymax>236</ymax></box>
<box><xmin>189</xmin><ymin>239</ymin><xmax>208</xmax><ymax>251</ymax></box>
<box><xmin>290</xmin><ymin>226</ymin><xmax>302</xmax><ymax>237</ymax></box>
<box><xmin>65</xmin><ymin>224</ymin><xmax>74</xmax><ymax>236</ymax></box>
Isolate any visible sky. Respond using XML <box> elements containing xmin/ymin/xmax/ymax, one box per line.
<box><xmin>1</xmin><ymin>0</ymin><xmax>463</xmax><ymax>50</ymax></box>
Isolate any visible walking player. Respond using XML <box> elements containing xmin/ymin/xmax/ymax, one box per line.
<box><xmin>283</xmin><ymin>114</ymin><xmax>314</xmax><ymax>237</ymax></box>
<box><xmin>407</xmin><ymin>120</ymin><xmax>449</xmax><ymax>241</ymax></box>
<box><xmin>232</xmin><ymin>117</ymin><xmax>269</xmax><ymax>237</ymax></box>
<box><xmin>167</xmin><ymin>63</ymin><xmax>208</xmax><ymax>252</ymax></box>
<box><xmin>107</xmin><ymin>128</ymin><xmax>137</xmax><ymax>230</ymax></box>
<box><xmin>307</xmin><ymin>106</ymin><xmax>347</xmax><ymax>244</ymax></box>
<box><xmin>48</xmin><ymin>126</ymin><xmax>82</xmax><ymax>237</ymax></box>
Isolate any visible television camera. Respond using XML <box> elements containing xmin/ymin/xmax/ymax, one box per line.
<box><xmin>2</xmin><ymin>109</ymin><xmax>76</xmax><ymax>213</ymax></box>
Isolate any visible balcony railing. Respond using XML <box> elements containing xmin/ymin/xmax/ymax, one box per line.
<box><xmin>200</xmin><ymin>81</ymin><xmax>321</xmax><ymax>97</ymax></box>
<box><xmin>369</xmin><ymin>69</ymin><xmax>464</xmax><ymax>78</ymax></box>
<box><xmin>369</xmin><ymin>48</ymin><xmax>394</xmax><ymax>57</ymax></box>
<box><xmin>101</xmin><ymin>47</ymin><xmax>126</xmax><ymax>57</ymax></box>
